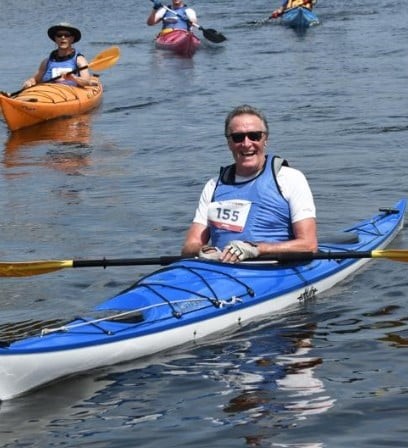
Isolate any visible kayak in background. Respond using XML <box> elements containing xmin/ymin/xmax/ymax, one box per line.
<box><xmin>281</xmin><ymin>7</ymin><xmax>319</xmax><ymax>30</ymax></box>
<box><xmin>0</xmin><ymin>200</ymin><xmax>405</xmax><ymax>400</ymax></box>
<box><xmin>155</xmin><ymin>29</ymin><xmax>201</xmax><ymax>58</ymax></box>
<box><xmin>0</xmin><ymin>77</ymin><xmax>102</xmax><ymax>132</ymax></box>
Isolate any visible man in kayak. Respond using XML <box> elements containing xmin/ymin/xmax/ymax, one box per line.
<box><xmin>271</xmin><ymin>0</ymin><xmax>316</xmax><ymax>18</ymax></box>
<box><xmin>182</xmin><ymin>104</ymin><xmax>317</xmax><ymax>264</ymax></box>
<box><xmin>22</xmin><ymin>23</ymin><xmax>93</xmax><ymax>89</ymax></box>
<box><xmin>147</xmin><ymin>0</ymin><xmax>198</xmax><ymax>32</ymax></box>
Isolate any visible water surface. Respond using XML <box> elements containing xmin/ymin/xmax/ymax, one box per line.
<box><xmin>0</xmin><ymin>1</ymin><xmax>407</xmax><ymax>446</ymax></box>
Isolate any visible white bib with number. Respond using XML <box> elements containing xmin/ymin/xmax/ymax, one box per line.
<box><xmin>51</xmin><ymin>67</ymin><xmax>72</xmax><ymax>79</ymax></box>
<box><xmin>208</xmin><ymin>200</ymin><xmax>252</xmax><ymax>233</ymax></box>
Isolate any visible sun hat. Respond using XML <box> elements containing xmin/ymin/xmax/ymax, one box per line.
<box><xmin>47</xmin><ymin>23</ymin><xmax>81</xmax><ymax>43</ymax></box>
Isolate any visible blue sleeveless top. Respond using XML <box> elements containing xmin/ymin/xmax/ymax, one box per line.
<box><xmin>42</xmin><ymin>49</ymin><xmax>81</xmax><ymax>86</ymax></box>
<box><xmin>210</xmin><ymin>155</ymin><xmax>293</xmax><ymax>248</ymax></box>
<box><xmin>162</xmin><ymin>6</ymin><xmax>190</xmax><ymax>31</ymax></box>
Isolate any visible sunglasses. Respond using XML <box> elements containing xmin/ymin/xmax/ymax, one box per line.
<box><xmin>55</xmin><ymin>32</ymin><xmax>72</xmax><ymax>38</ymax></box>
<box><xmin>227</xmin><ymin>131</ymin><xmax>266</xmax><ymax>143</ymax></box>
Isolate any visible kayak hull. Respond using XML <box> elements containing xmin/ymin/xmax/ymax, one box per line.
<box><xmin>0</xmin><ymin>200</ymin><xmax>405</xmax><ymax>400</ymax></box>
<box><xmin>281</xmin><ymin>7</ymin><xmax>319</xmax><ymax>30</ymax></box>
<box><xmin>155</xmin><ymin>29</ymin><xmax>200</xmax><ymax>58</ymax></box>
<box><xmin>0</xmin><ymin>78</ymin><xmax>102</xmax><ymax>131</ymax></box>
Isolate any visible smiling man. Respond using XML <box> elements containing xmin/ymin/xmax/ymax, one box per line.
<box><xmin>181</xmin><ymin>104</ymin><xmax>317</xmax><ymax>263</ymax></box>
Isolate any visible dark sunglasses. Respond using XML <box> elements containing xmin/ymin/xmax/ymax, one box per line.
<box><xmin>55</xmin><ymin>32</ymin><xmax>72</xmax><ymax>38</ymax></box>
<box><xmin>227</xmin><ymin>131</ymin><xmax>266</xmax><ymax>143</ymax></box>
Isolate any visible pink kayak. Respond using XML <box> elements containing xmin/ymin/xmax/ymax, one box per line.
<box><xmin>155</xmin><ymin>29</ymin><xmax>201</xmax><ymax>58</ymax></box>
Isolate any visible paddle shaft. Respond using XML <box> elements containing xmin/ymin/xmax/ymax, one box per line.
<box><xmin>1</xmin><ymin>248</ymin><xmax>407</xmax><ymax>277</ymax></box>
<box><xmin>68</xmin><ymin>252</ymin><xmax>374</xmax><ymax>269</ymax></box>
<box><xmin>72</xmin><ymin>256</ymin><xmax>185</xmax><ymax>268</ymax></box>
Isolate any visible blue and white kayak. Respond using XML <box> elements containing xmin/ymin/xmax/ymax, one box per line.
<box><xmin>0</xmin><ymin>199</ymin><xmax>405</xmax><ymax>400</ymax></box>
<box><xmin>281</xmin><ymin>7</ymin><xmax>319</xmax><ymax>30</ymax></box>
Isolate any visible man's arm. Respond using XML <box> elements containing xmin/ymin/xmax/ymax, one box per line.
<box><xmin>181</xmin><ymin>222</ymin><xmax>210</xmax><ymax>256</ymax></box>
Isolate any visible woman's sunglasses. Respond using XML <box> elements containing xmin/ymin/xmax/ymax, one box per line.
<box><xmin>55</xmin><ymin>32</ymin><xmax>72</xmax><ymax>38</ymax></box>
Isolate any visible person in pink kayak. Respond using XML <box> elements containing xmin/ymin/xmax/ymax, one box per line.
<box><xmin>147</xmin><ymin>0</ymin><xmax>198</xmax><ymax>33</ymax></box>
<box><xmin>182</xmin><ymin>105</ymin><xmax>317</xmax><ymax>264</ymax></box>
<box><xmin>22</xmin><ymin>23</ymin><xmax>93</xmax><ymax>89</ymax></box>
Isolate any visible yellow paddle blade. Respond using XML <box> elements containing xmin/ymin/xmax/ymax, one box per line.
<box><xmin>0</xmin><ymin>260</ymin><xmax>73</xmax><ymax>277</ymax></box>
<box><xmin>372</xmin><ymin>249</ymin><xmax>408</xmax><ymax>262</ymax></box>
<box><xmin>88</xmin><ymin>46</ymin><xmax>120</xmax><ymax>72</ymax></box>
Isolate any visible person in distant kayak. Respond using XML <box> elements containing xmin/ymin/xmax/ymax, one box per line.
<box><xmin>271</xmin><ymin>0</ymin><xmax>316</xmax><ymax>18</ymax></box>
<box><xmin>147</xmin><ymin>0</ymin><xmax>198</xmax><ymax>33</ymax></box>
<box><xmin>22</xmin><ymin>23</ymin><xmax>93</xmax><ymax>89</ymax></box>
<box><xmin>181</xmin><ymin>104</ymin><xmax>317</xmax><ymax>264</ymax></box>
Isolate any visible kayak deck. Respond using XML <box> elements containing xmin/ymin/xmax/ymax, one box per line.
<box><xmin>0</xmin><ymin>77</ymin><xmax>102</xmax><ymax>131</ymax></box>
<box><xmin>155</xmin><ymin>29</ymin><xmax>201</xmax><ymax>58</ymax></box>
<box><xmin>281</xmin><ymin>7</ymin><xmax>320</xmax><ymax>30</ymax></box>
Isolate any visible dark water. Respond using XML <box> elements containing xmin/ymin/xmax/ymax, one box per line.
<box><xmin>0</xmin><ymin>1</ymin><xmax>407</xmax><ymax>446</ymax></box>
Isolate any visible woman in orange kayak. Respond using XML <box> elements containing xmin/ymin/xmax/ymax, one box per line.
<box><xmin>22</xmin><ymin>23</ymin><xmax>93</xmax><ymax>89</ymax></box>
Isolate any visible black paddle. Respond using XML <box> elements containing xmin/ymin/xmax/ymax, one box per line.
<box><xmin>0</xmin><ymin>249</ymin><xmax>407</xmax><ymax>277</ymax></box>
<box><xmin>151</xmin><ymin>1</ymin><xmax>226</xmax><ymax>43</ymax></box>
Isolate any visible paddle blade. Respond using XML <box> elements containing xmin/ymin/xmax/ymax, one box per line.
<box><xmin>0</xmin><ymin>260</ymin><xmax>73</xmax><ymax>277</ymax></box>
<box><xmin>88</xmin><ymin>46</ymin><xmax>121</xmax><ymax>72</ymax></box>
<box><xmin>372</xmin><ymin>249</ymin><xmax>408</xmax><ymax>262</ymax></box>
<box><xmin>199</xmin><ymin>27</ymin><xmax>226</xmax><ymax>43</ymax></box>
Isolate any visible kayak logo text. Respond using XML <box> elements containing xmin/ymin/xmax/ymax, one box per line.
<box><xmin>297</xmin><ymin>286</ymin><xmax>317</xmax><ymax>302</ymax></box>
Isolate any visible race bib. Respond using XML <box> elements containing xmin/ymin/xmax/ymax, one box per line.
<box><xmin>51</xmin><ymin>67</ymin><xmax>72</xmax><ymax>79</ymax></box>
<box><xmin>208</xmin><ymin>200</ymin><xmax>252</xmax><ymax>232</ymax></box>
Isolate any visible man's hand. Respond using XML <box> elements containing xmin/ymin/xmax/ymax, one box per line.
<box><xmin>199</xmin><ymin>246</ymin><xmax>222</xmax><ymax>261</ymax></box>
<box><xmin>222</xmin><ymin>241</ymin><xmax>259</xmax><ymax>263</ymax></box>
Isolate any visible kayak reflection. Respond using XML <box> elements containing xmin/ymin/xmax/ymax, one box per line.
<box><xmin>3</xmin><ymin>113</ymin><xmax>93</xmax><ymax>174</ymax></box>
<box><xmin>4</xmin><ymin>113</ymin><xmax>93</xmax><ymax>151</ymax></box>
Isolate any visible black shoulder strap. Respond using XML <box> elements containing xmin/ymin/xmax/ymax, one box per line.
<box><xmin>272</xmin><ymin>155</ymin><xmax>288</xmax><ymax>175</ymax></box>
<box><xmin>219</xmin><ymin>164</ymin><xmax>236</xmax><ymax>185</ymax></box>
<box><xmin>272</xmin><ymin>155</ymin><xmax>289</xmax><ymax>197</ymax></box>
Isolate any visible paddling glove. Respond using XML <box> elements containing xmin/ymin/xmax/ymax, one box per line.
<box><xmin>199</xmin><ymin>246</ymin><xmax>222</xmax><ymax>261</ymax></box>
<box><xmin>152</xmin><ymin>1</ymin><xmax>163</xmax><ymax>10</ymax></box>
<box><xmin>225</xmin><ymin>241</ymin><xmax>260</xmax><ymax>261</ymax></box>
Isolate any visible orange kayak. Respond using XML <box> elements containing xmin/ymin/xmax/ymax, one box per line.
<box><xmin>0</xmin><ymin>77</ymin><xmax>102</xmax><ymax>131</ymax></box>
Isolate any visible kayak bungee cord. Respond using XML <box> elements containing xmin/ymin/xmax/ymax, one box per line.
<box><xmin>40</xmin><ymin>296</ymin><xmax>245</xmax><ymax>337</ymax></box>
<box><xmin>40</xmin><ymin>264</ymin><xmax>257</xmax><ymax>336</ymax></box>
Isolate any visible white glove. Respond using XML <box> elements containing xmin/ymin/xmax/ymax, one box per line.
<box><xmin>198</xmin><ymin>245</ymin><xmax>222</xmax><ymax>261</ymax></box>
<box><xmin>224</xmin><ymin>240</ymin><xmax>259</xmax><ymax>261</ymax></box>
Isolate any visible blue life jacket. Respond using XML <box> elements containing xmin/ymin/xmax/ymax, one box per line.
<box><xmin>42</xmin><ymin>49</ymin><xmax>82</xmax><ymax>86</ymax></box>
<box><xmin>162</xmin><ymin>5</ymin><xmax>190</xmax><ymax>31</ymax></box>
<box><xmin>210</xmin><ymin>155</ymin><xmax>293</xmax><ymax>248</ymax></box>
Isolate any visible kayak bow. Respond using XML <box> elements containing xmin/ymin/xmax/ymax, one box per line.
<box><xmin>155</xmin><ymin>29</ymin><xmax>201</xmax><ymax>58</ymax></box>
<box><xmin>281</xmin><ymin>7</ymin><xmax>319</xmax><ymax>30</ymax></box>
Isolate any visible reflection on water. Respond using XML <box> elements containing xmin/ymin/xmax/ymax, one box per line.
<box><xmin>276</xmin><ymin>338</ymin><xmax>335</xmax><ymax>420</ymax></box>
<box><xmin>4</xmin><ymin>114</ymin><xmax>92</xmax><ymax>151</ymax></box>
<box><xmin>2</xmin><ymin>114</ymin><xmax>93</xmax><ymax>174</ymax></box>
<box><xmin>210</xmin><ymin>323</ymin><xmax>334</xmax><ymax>446</ymax></box>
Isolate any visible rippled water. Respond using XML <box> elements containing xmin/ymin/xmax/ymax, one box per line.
<box><xmin>0</xmin><ymin>1</ymin><xmax>407</xmax><ymax>446</ymax></box>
